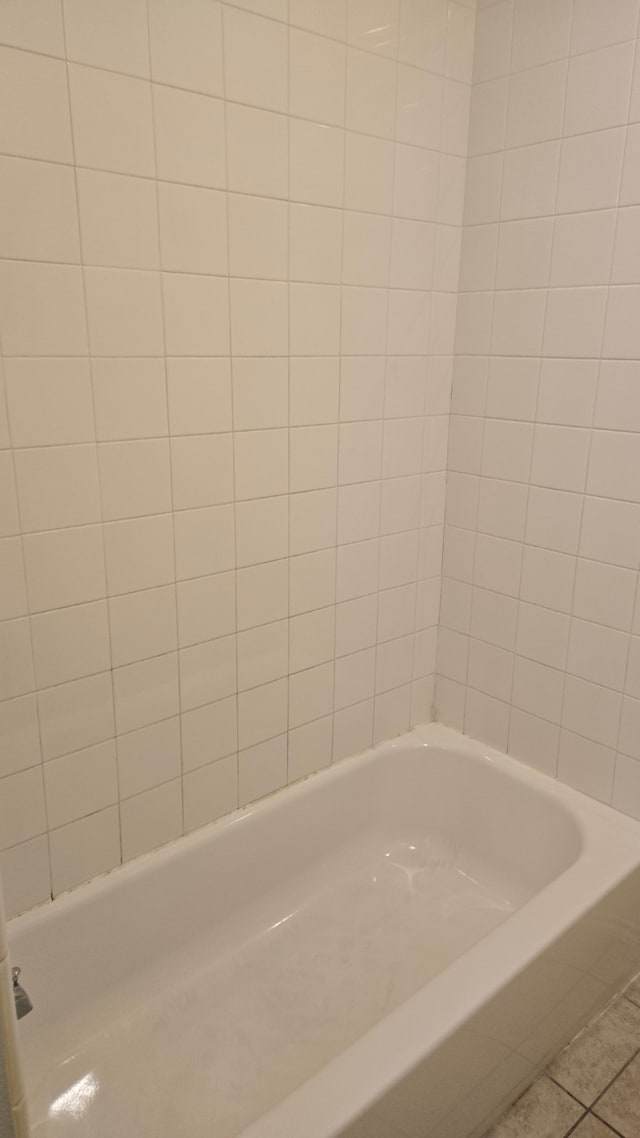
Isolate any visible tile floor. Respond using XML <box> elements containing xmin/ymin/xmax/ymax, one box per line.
<box><xmin>485</xmin><ymin>975</ymin><xmax>640</xmax><ymax>1138</ymax></box>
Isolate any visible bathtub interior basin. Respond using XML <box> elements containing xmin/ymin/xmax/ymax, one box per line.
<box><xmin>7</xmin><ymin>724</ymin><xmax>640</xmax><ymax>1138</ymax></box>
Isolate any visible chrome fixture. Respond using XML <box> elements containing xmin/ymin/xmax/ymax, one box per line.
<box><xmin>12</xmin><ymin>967</ymin><xmax>33</xmax><ymax>1020</ymax></box>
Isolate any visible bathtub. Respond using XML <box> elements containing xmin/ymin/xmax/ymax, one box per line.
<box><xmin>6</xmin><ymin>723</ymin><xmax>640</xmax><ymax>1138</ymax></box>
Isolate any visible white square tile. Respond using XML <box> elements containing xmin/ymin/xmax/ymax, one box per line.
<box><xmin>234</xmin><ymin>428</ymin><xmax>288</xmax><ymax>500</ymax></box>
<box><xmin>564</xmin><ymin>43</ymin><xmax>634</xmax><ymax>137</ymax></box>
<box><xmin>289</xmin><ymin>661</ymin><xmax>333</xmax><ymax>728</ymax></box>
<box><xmin>37</xmin><ymin>672</ymin><xmax>114</xmax><ymax>761</ymax></box>
<box><xmin>153</xmin><ymin>85</ymin><xmax>226</xmax><ymax>188</ymax></box>
<box><xmin>0</xmin><ymin>618</ymin><xmax>33</xmax><ymax>701</ymax></box>
<box><xmin>562</xmin><ymin>675</ymin><xmax>622</xmax><ymax>748</ymax></box>
<box><xmin>0</xmin><ymin>46</ymin><xmax>72</xmax><ymax>162</ymax></box>
<box><xmin>290</xmin><ymin>28</ymin><xmax>346</xmax><ymax>127</ymax></box>
<box><xmin>336</xmin><ymin>538</ymin><xmax>379</xmax><ymax>601</ymax></box>
<box><xmin>340</xmin><ymin>357</ymin><xmax>385</xmax><ymax>420</ymax></box>
<box><xmin>171</xmin><ymin>434</ymin><xmax>234</xmax><ymax>509</ymax></box>
<box><xmin>0</xmin><ymin>835</ymin><xmax>50</xmax><ymax>918</ymax></box>
<box><xmin>226</xmin><ymin>102</ymin><xmax>287</xmax><ymax>198</ymax></box>
<box><xmin>341</xmin><ymin>287</ymin><xmax>388</xmax><ymax>355</ymax></box>
<box><xmin>43</xmin><ymin>740</ymin><xmax>118</xmax><ymax>830</ymax></box>
<box><xmin>551</xmin><ymin>210</ymin><xmax>616</xmax><ymax>287</ymax></box>
<box><xmin>290</xmin><ymin>357</ymin><xmax>340</xmax><ymax>426</ymax></box>
<box><xmin>290</xmin><ymin>488</ymin><xmax>337</xmax><ymax>555</ymax></box>
<box><xmin>63</xmin><ymin>0</ymin><xmax>149</xmax><ymax>76</ymax></box>
<box><xmin>520</xmin><ymin>546</ymin><xmax>575</xmax><ymax>614</ymax></box>
<box><xmin>348</xmin><ymin>0</ymin><xmax>398</xmax><ymax>57</ymax></box>
<box><xmin>0</xmin><ymin>261</ymin><xmax>87</xmax><ymax>357</ymax></box>
<box><xmin>177</xmin><ymin>572</ymin><xmax>235</xmax><ymax>647</ymax></box>
<box><xmin>236</xmin><ymin>495</ymin><xmax>288</xmax><ymax>566</ymax></box>
<box><xmin>531</xmin><ymin>425</ymin><xmax>591</xmax><ymax>493</ymax></box>
<box><xmin>158</xmin><ymin>183</ymin><xmax>227</xmax><ymax>275</ymax></box>
<box><xmin>105</xmin><ymin>514</ymin><xmax>175</xmax><ymax>595</ymax></box>
<box><xmin>603</xmin><ymin>287</ymin><xmax>640</xmax><ymax>359</ymax></box>
<box><xmin>390</xmin><ymin>219</ymin><xmax>434</xmax><ymax>291</ymax></box>
<box><xmin>0</xmin><ymin>156</ymin><xmax>79</xmax><ymax>263</ymax></box>
<box><xmin>537</xmin><ymin>359</ymin><xmax>598</xmax><ymax>428</ymax></box>
<box><xmin>69</xmin><ymin>64</ymin><xmax>154</xmax><ymax>177</ymax></box>
<box><xmin>580</xmin><ymin>496</ymin><xmax>640</xmax><ymax>569</ymax></box>
<box><xmin>290</xmin><ymin>0</ymin><xmax>345</xmax><ymax>38</ymax></box>
<box><xmin>167</xmin><ymin>358</ymin><xmax>232</xmax><ymax>436</ymax></box>
<box><xmin>237</xmin><ymin>620</ymin><xmax>288</xmax><ymax>691</ymax></box>
<box><xmin>92</xmin><ymin>358</ymin><xmax>167</xmax><ymax>442</ymax></box>
<box><xmin>120</xmin><ymin>780</ymin><xmax>182</xmax><ymax>861</ymax></box>
<box><xmin>337</xmin><ymin>481</ymin><xmax>381</xmax><ymax>544</ymax></box>
<box><xmin>557</xmin><ymin>128</ymin><xmax>626</xmax><ymax>214</ymax></box>
<box><xmin>238</xmin><ymin>732</ymin><xmax>287</xmax><ymax>804</ymax></box>
<box><xmin>290</xmin><ymin>607</ymin><xmax>335</xmax><ymax>672</ymax></box>
<box><xmin>0</xmin><ymin>0</ymin><xmax>64</xmax><ymax>55</ymax></box>
<box><xmin>343</xmin><ymin>211</ymin><xmax>392</xmax><ymax>287</ymax></box>
<box><xmin>571</xmin><ymin>0</ymin><xmax>639</xmax><ymax>54</ymax></box>
<box><xmin>393</xmin><ymin>143</ymin><xmax>439</xmax><ymax>221</ymax></box>
<box><xmin>334</xmin><ymin>646</ymin><xmax>375</xmax><ymax>709</ymax></box>
<box><xmin>345</xmin><ymin>130</ymin><xmax>393</xmax><ymax>214</ymax></box>
<box><xmin>238</xmin><ymin>678</ymin><xmax>288</xmax><ymax>749</ymax></box>
<box><xmin>84</xmin><ymin>268</ymin><xmax>163</xmax><ymax>357</ymax></box>
<box><xmin>290</xmin><ymin>426</ymin><xmax>338</xmax><ymax>492</ymax></box>
<box><xmin>290</xmin><ymin>118</ymin><xmax>345</xmax><ymax>207</ymax></box>
<box><xmin>587</xmin><ymin>429</ymin><xmax>640</xmax><ymax>502</ymax></box>
<box><xmin>49</xmin><ymin>806</ymin><xmax>120</xmax><ymax>895</ymax></box>
<box><xmin>181</xmin><ymin>696</ymin><xmax>237</xmax><ymax>772</ymax></box>
<box><xmin>338</xmin><ymin>420</ymin><xmax>383</xmax><ymax>484</ymax></box>
<box><xmin>14</xmin><ymin>444</ymin><xmax>100</xmax><ymax>533</ymax></box>
<box><xmin>288</xmin><ymin>715</ymin><xmax>332</xmax><ymax>781</ymax></box>
<box><xmin>184</xmin><ymin>755</ymin><xmax>238</xmax><ymax>831</ymax></box>
<box><xmin>174</xmin><ymin>504</ymin><xmax>235</xmax><ymax>580</ymax></box>
<box><xmin>109</xmin><ymin>586</ymin><xmax>177</xmax><ymax>668</ymax></box>
<box><xmin>179</xmin><ymin>636</ymin><xmax>236</xmax><ymax>711</ymax></box>
<box><xmin>224</xmin><ymin>6</ymin><xmax>287</xmax><ymax>112</ymax></box>
<box><xmin>526</xmin><ymin>487</ymin><xmax>583</xmax><ymax>556</ymax></box>
<box><xmin>233</xmin><ymin>358</ymin><xmax>288</xmax><ymax>431</ymax></box>
<box><xmin>290</xmin><ymin>283</ymin><xmax>341</xmax><ymax>355</ymax></box>
<box><xmin>333</xmin><ymin>696</ymin><xmax>373</xmax><ymax>759</ymax></box>
<box><xmin>335</xmin><ymin>594</ymin><xmax>377</xmax><ymax>657</ymax></box>
<box><xmin>573</xmin><ymin>559</ymin><xmax>636</xmax><ymax>631</ymax></box>
<box><xmin>163</xmin><ymin>274</ymin><xmax>230</xmax><ymax>356</ymax></box>
<box><xmin>396</xmin><ymin>64</ymin><xmax>442</xmax><ymax>149</ymax></box>
<box><xmin>77</xmin><ymin>168</ymin><xmax>158</xmax><ymax>270</ymax></box>
<box><xmin>516</xmin><ymin>601</ymin><xmax>569</xmax><ymax>671</ymax></box>
<box><xmin>290</xmin><ymin>204</ymin><xmax>343</xmax><ymax>284</ymax></box>
<box><xmin>117</xmin><ymin>717</ymin><xmax>181</xmax><ymax>798</ymax></box>
<box><xmin>511</xmin><ymin>0</ymin><xmax>572</xmax><ymax>71</ymax></box>
<box><xmin>5</xmin><ymin>358</ymin><xmax>94</xmax><ymax>448</ymax></box>
<box><xmin>237</xmin><ymin>558</ymin><xmax>288</xmax><ymax>629</ymax></box>
<box><xmin>289</xmin><ymin>548</ymin><xmax>336</xmax><ymax>614</ymax></box>
<box><xmin>506</xmin><ymin>63</ymin><xmax>566</xmax><ymax>150</ymax></box>
<box><xmin>99</xmin><ymin>439</ymin><xmax>172</xmax><ymax>520</ymax></box>
<box><xmin>230</xmin><ymin>279</ymin><xmax>287</xmax><ymax>355</ymax></box>
<box><xmin>31</xmin><ymin>601</ymin><xmax>110</xmax><ymax>689</ymax></box>
<box><xmin>149</xmin><ymin>0</ymin><xmax>223</xmax><ymax>95</ymax></box>
<box><xmin>0</xmin><ymin>695</ymin><xmax>40</xmax><ymax>779</ymax></box>
<box><xmin>502</xmin><ymin>141</ymin><xmax>560</xmax><ymax>221</ymax></box>
<box><xmin>228</xmin><ymin>193</ymin><xmax>287</xmax><ymax>280</ymax></box>
<box><xmin>346</xmin><ymin>47</ymin><xmax>396</xmax><ymax>139</ymax></box>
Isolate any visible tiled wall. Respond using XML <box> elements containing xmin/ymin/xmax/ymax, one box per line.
<box><xmin>437</xmin><ymin>0</ymin><xmax>640</xmax><ymax>818</ymax></box>
<box><xmin>0</xmin><ymin>0</ymin><xmax>475</xmax><ymax>916</ymax></box>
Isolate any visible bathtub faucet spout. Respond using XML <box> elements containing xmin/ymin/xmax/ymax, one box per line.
<box><xmin>12</xmin><ymin>967</ymin><xmax>33</xmax><ymax>1020</ymax></box>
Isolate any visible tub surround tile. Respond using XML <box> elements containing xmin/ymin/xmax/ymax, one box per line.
<box><xmin>548</xmin><ymin>998</ymin><xmax>640</xmax><ymax>1106</ymax></box>
<box><xmin>485</xmin><ymin>1075</ymin><xmax>584</xmax><ymax>1138</ymax></box>
<box><xmin>572</xmin><ymin>1117</ymin><xmax>622</xmax><ymax>1138</ymax></box>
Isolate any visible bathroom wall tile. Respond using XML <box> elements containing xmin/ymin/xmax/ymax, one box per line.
<box><xmin>153</xmin><ymin>85</ymin><xmax>226</xmax><ymax>188</ymax></box>
<box><xmin>92</xmin><ymin>359</ymin><xmax>167</xmax><ymax>442</ymax></box>
<box><xmin>109</xmin><ymin>586</ymin><xmax>177</xmax><ymax>667</ymax></box>
<box><xmin>239</xmin><ymin>733</ymin><xmax>287</xmax><ymax>806</ymax></box>
<box><xmin>290</xmin><ymin>28</ymin><xmax>345</xmax><ymax>127</ymax></box>
<box><xmin>113</xmin><ymin>652</ymin><xmax>179</xmax><ymax>734</ymax></box>
<box><xmin>0</xmin><ymin>0</ymin><xmax>65</xmax><ymax>56</ymax></box>
<box><xmin>179</xmin><ymin>635</ymin><xmax>236</xmax><ymax>711</ymax></box>
<box><xmin>63</xmin><ymin>0</ymin><xmax>149</xmax><ymax>76</ymax></box>
<box><xmin>69</xmin><ymin>65</ymin><xmax>154</xmax><ymax>177</ymax></box>
<box><xmin>43</xmin><ymin>740</ymin><xmax>118</xmax><ymax>830</ymax></box>
<box><xmin>37</xmin><ymin>672</ymin><xmax>115</xmax><ymax>761</ymax></box>
<box><xmin>31</xmin><ymin>601</ymin><xmax>110</xmax><ymax>689</ymax></box>
<box><xmin>227</xmin><ymin>103</ymin><xmax>287</xmax><ymax>199</ymax></box>
<box><xmin>163</xmin><ymin>274</ymin><xmax>230</xmax><ymax>357</ymax></box>
<box><xmin>105</xmin><ymin>515</ymin><xmax>175</xmax><ymax>596</ymax></box>
<box><xmin>228</xmin><ymin>193</ymin><xmax>287</xmax><ymax>281</ymax></box>
<box><xmin>290</xmin><ymin>118</ymin><xmax>345</xmax><ymax>207</ymax></box>
<box><xmin>167</xmin><ymin>358</ymin><xmax>232</xmax><ymax>436</ymax></box>
<box><xmin>184</xmin><ymin>755</ymin><xmax>238</xmax><ymax>832</ymax></box>
<box><xmin>84</xmin><ymin>268</ymin><xmax>163</xmax><ymax>357</ymax></box>
<box><xmin>288</xmin><ymin>715</ymin><xmax>332</xmax><ymax>781</ymax></box>
<box><xmin>564</xmin><ymin>43</ymin><xmax>634</xmax><ymax>137</ymax></box>
<box><xmin>177</xmin><ymin>573</ymin><xmax>235</xmax><ymax>648</ymax></box>
<box><xmin>120</xmin><ymin>779</ymin><xmax>182</xmax><ymax>861</ymax></box>
<box><xmin>0</xmin><ymin>157</ymin><xmax>79</xmax><ymax>264</ymax></box>
<box><xmin>237</xmin><ymin>558</ymin><xmax>288</xmax><ymax>629</ymax></box>
<box><xmin>171</xmin><ymin>434</ymin><xmax>234</xmax><ymax>510</ymax></box>
<box><xmin>224</xmin><ymin>6</ymin><xmax>287</xmax><ymax>113</ymax></box>
<box><xmin>290</xmin><ymin>205</ymin><xmax>343</xmax><ymax>285</ymax></box>
<box><xmin>0</xmin><ymin>47</ymin><xmax>72</xmax><ymax>162</ymax></box>
<box><xmin>149</xmin><ymin>0</ymin><xmax>223</xmax><ymax>96</ymax></box>
<box><xmin>14</xmin><ymin>445</ymin><xmax>100</xmax><ymax>533</ymax></box>
<box><xmin>174</xmin><ymin>505</ymin><xmax>235</xmax><ymax>580</ymax></box>
<box><xmin>0</xmin><ymin>695</ymin><xmax>40</xmax><ymax>780</ymax></box>
<box><xmin>236</xmin><ymin>495</ymin><xmax>288</xmax><ymax>566</ymax></box>
<box><xmin>181</xmin><ymin>697</ymin><xmax>237</xmax><ymax>773</ymax></box>
<box><xmin>5</xmin><ymin>358</ymin><xmax>93</xmax><ymax>449</ymax></box>
<box><xmin>290</xmin><ymin>284</ymin><xmax>341</xmax><ymax>356</ymax></box>
<box><xmin>98</xmin><ymin>439</ymin><xmax>172</xmax><ymax>520</ymax></box>
<box><xmin>238</xmin><ymin>620</ymin><xmax>288</xmax><ymax>692</ymax></box>
<box><xmin>0</xmin><ymin>261</ymin><xmax>87</xmax><ymax>357</ymax></box>
<box><xmin>0</xmin><ymin>767</ymin><xmax>46</xmax><ymax>851</ymax></box>
<box><xmin>230</xmin><ymin>279</ymin><xmax>287</xmax><ymax>356</ymax></box>
<box><xmin>238</xmin><ymin>678</ymin><xmax>288</xmax><ymax>749</ymax></box>
<box><xmin>0</xmin><ymin>835</ymin><xmax>51</xmax><ymax>919</ymax></box>
<box><xmin>117</xmin><ymin>717</ymin><xmax>181</xmax><ymax>799</ymax></box>
<box><xmin>159</xmin><ymin>183</ymin><xmax>227</xmax><ymax>275</ymax></box>
<box><xmin>571</xmin><ymin>0</ymin><xmax>639</xmax><ymax>54</ymax></box>
<box><xmin>290</xmin><ymin>488</ymin><xmax>337</xmax><ymax>554</ymax></box>
<box><xmin>49</xmin><ymin>806</ymin><xmax>120</xmax><ymax>895</ymax></box>
<box><xmin>290</xmin><ymin>548</ymin><xmax>336</xmax><ymax>615</ymax></box>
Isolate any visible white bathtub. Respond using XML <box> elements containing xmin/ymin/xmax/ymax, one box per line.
<box><xmin>6</xmin><ymin>723</ymin><xmax>640</xmax><ymax>1138</ymax></box>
